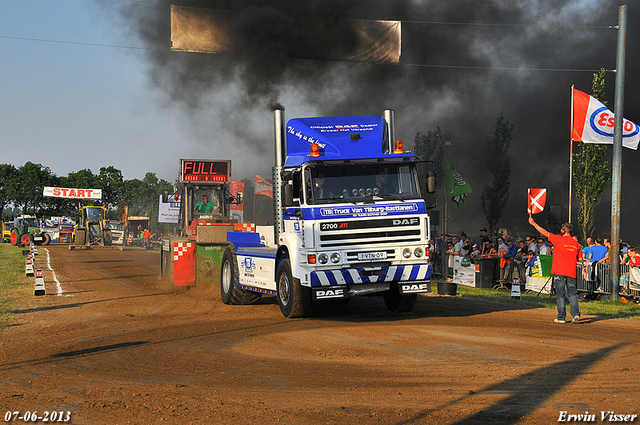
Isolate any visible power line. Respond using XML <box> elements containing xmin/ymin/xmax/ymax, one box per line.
<box><xmin>402</xmin><ymin>20</ymin><xmax>616</xmax><ymax>29</ymax></box>
<box><xmin>0</xmin><ymin>34</ymin><xmax>148</xmax><ymax>50</ymax></box>
<box><xmin>403</xmin><ymin>63</ymin><xmax>615</xmax><ymax>73</ymax></box>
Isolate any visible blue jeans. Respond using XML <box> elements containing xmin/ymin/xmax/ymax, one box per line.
<box><xmin>554</xmin><ymin>275</ymin><xmax>580</xmax><ymax>320</ymax></box>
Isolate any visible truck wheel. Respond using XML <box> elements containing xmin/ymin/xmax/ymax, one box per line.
<box><xmin>42</xmin><ymin>234</ymin><xmax>51</xmax><ymax>245</ymax></box>
<box><xmin>75</xmin><ymin>229</ymin><xmax>87</xmax><ymax>246</ymax></box>
<box><xmin>220</xmin><ymin>248</ymin><xmax>261</xmax><ymax>305</ymax></box>
<box><xmin>10</xmin><ymin>229</ymin><xmax>19</xmax><ymax>246</ymax></box>
<box><xmin>276</xmin><ymin>258</ymin><xmax>310</xmax><ymax>318</ymax></box>
<box><xmin>21</xmin><ymin>233</ymin><xmax>34</xmax><ymax>246</ymax></box>
<box><xmin>383</xmin><ymin>286</ymin><xmax>417</xmax><ymax>313</ymax></box>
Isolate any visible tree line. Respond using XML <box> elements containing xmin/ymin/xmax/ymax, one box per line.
<box><xmin>0</xmin><ymin>162</ymin><xmax>174</xmax><ymax>230</ymax></box>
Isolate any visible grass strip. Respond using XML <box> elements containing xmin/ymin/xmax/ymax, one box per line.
<box><xmin>0</xmin><ymin>244</ymin><xmax>34</xmax><ymax>331</ymax></box>
<box><xmin>445</xmin><ymin>281</ymin><xmax>640</xmax><ymax>320</ymax></box>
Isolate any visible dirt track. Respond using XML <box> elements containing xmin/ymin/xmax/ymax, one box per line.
<box><xmin>1</xmin><ymin>244</ymin><xmax>639</xmax><ymax>424</ymax></box>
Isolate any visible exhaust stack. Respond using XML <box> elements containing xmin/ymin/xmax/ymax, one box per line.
<box><xmin>273</xmin><ymin>108</ymin><xmax>286</xmax><ymax>242</ymax></box>
<box><xmin>383</xmin><ymin>109</ymin><xmax>395</xmax><ymax>154</ymax></box>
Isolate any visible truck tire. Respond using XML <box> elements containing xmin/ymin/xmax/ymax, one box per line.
<box><xmin>220</xmin><ymin>248</ymin><xmax>261</xmax><ymax>305</ymax></box>
<box><xmin>42</xmin><ymin>234</ymin><xmax>51</xmax><ymax>245</ymax></box>
<box><xmin>10</xmin><ymin>229</ymin><xmax>19</xmax><ymax>246</ymax></box>
<box><xmin>383</xmin><ymin>285</ymin><xmax>417</xmax><ymax>313</ymax></box>
<box><xmin>75</xmin><ymin>229</ymin><xmax>87</xmax><ymax>246</ymax></box>
<box><xmin>21</xmin><ymin>233</ymin><xmax>34</xmax><ymax>246</ymax></box>
<box><xmin>276</xmin><ymin>258</ymin><xmax>311</xmax><ymax>318</ymax></box>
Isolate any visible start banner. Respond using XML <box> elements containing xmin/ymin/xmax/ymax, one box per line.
<box><xmin>43</xmin><ymin>186</ymin><xmax>102</xmax><ymax>200</ymax></box>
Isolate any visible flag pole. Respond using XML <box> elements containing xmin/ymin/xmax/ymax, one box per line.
<box><xmin>610</xmin><ymin>5</ymin><xmax>627</xmax><ymax>302</ymax></box>
<box><xmin>568</xmin><ymin>85</ymin><xmax>574</xmax><ymax>224</ymax></box>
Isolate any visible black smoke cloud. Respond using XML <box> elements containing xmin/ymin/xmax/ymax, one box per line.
<box><xmin>116</xmin><ymin>0</ymin><xmax>640</xmax><ymax>243</ymax></box>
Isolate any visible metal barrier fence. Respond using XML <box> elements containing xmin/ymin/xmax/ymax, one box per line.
<box><xmin>431</xmin><ymin>252</ymin><xmax>638</xmax><ymax>297</ymax></box>
<box><xmin>576</xmin><ymin>262</ymin><xmax>630</xmax><ymax>296</ymax></box>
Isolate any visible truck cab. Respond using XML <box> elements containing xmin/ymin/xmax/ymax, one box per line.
<box><xmin>222</xmin><ymin>110</ymin><xmax>436</xmax><ymax>318</ymax></box>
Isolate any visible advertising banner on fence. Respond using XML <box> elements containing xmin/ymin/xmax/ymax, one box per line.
<box><xmin>158</xmin><ymin>194</ymin><xmax>181</xmax><ymax>224</ymax></box>
<box><xmin>43</xmin><ymin>186</ymin><xmax>102</xmax><ymax>200</ymax></box>
<box><xmin>453</xmin><ymin>256</ymin><xmax>475</xmax><ymax>287</ymax></box>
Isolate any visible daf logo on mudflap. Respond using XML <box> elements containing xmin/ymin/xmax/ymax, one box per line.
<box><xmin>400</xmin><ymin>283</ymin><xmax>430</xmax><ymax>293</ymax></box>
<box><xmin>313</xmin><ymin>288</ymin><xmax>346</xmax><ymax>300</ymax></box>
<box><xmin>393</xmin><ymin>218</ymin><xmax>419</xmax><ymax>226</ymax></box>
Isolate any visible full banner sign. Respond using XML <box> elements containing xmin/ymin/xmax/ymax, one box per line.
<box><xmin>43</xmin><ymin>187</ymin><xmax>102</xmax><ymax>200</ymax></box>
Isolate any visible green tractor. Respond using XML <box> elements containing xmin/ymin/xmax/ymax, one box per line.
<box><xmin>10</xmin><ymin>215</ymin><xmax>51</xmax><ymax>246</ymax></box>
<box><xmin>74</xmin><ymin>206</ymin><xmax>112</xmax><ymax>246</ymax></box>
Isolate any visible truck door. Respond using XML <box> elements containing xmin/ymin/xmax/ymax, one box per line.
<box><xmin>283</xmin><ymin>170</ymin><xmax>303</xmax><ymax>240</ymax></box>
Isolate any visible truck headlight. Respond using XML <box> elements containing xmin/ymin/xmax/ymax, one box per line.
<box><xmin>330</xmin><ymin>252</ymin><xmax>341</xmax><ymax>263</ymax></box>
<box><xmin>318</xmin><ymin>253</ymin><xmax>329</xmax><ymax>264</ymax></box>
<box><xmin>403</xmin><ymin>248</ymin><xmax>412</xmax><ymax>258</ymax></box>
<box><xmin>414</xmin><ymin>247</ymin><xmax>424</xmax><ymax>258</ymax></box>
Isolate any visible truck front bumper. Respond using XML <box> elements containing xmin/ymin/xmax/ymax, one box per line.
<box><xmin>310</xmin><ymin>264</ymin><xmax>430</xmax><ymax>287</ymax></box>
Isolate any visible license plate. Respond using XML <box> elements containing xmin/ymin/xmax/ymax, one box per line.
<box><xmin>358</xmin><ymin>252</ymin><xmax>387</xmax><ymax>261</ymax></box>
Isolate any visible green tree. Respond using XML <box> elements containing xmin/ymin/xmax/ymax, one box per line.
<box><xmin>15</xmin><ymin>162</ymin><xmax>56</xmax><ymax>214</ymax></box>
<box><xmin>122</xmin><ymin>172</ymin><xmax>173</xmax><ymax>230</ymax></box>
<box><xmin>98</xmin><ymin>166</ymin><xmax>124</xmax><ymax>209</ymax></box>
<box><xmin>0</xmin><ymin>164</ymin><xmax>19</xmax><ymax>219</ymax></box>
<box><xmin>573</xmin><ymin>69</ymin><xmax>610</xmax><ymax>243</ymax></box>
<box><xmin>413</xmin><ymin>127</ymin><xmax>447</xmax><ymax>211</ymax></box>
<box><xmin>481</xmin><ymin>112</ymin><xmax>513</xmax><ymax>238</ymax></box>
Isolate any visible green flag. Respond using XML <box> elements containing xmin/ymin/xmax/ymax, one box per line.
<box><xmin>445</xmin><ymin>155</ymin><xmax>472</xmax><ymax>209</ymax></box>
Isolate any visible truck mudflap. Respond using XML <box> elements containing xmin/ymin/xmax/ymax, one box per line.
<box><xmin>310</xmin><ymin>264</ymin><xmax>430</xmax><ymax>287</ymax></box>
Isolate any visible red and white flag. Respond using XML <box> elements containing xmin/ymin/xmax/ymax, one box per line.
<box><xmin>528</xmin><ymin>188</ymin><xmax>546</xmax><ymax>214</ymax></box>
<box><xmin>254</xmin><ymin>172</ymin><xmax>273</xmax><ymax>198</ymax></box>
<box><xmin>571</xmin><ymin>87</ymin><xmax>639</xmax><ymax>150</ymax></box>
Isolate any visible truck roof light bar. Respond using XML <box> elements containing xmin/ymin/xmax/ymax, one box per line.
<box><xmin>394</xmin><ymin>140</ymin><xmax>403</xmax><ymax>154</ymax></box>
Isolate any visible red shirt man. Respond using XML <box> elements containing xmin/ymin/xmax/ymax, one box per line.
<box><xmin>529</xmin><ymin>216</ymin><xmax>582</xmax><ymax>323</ymax></box>
<box><xmin>547</xmin><ymin>232</ymin><xmax>582</xmax><ymax>277</ymax></box>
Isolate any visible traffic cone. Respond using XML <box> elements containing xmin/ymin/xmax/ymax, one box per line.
<box><xmin>34</xmin><ymin>269</ymin><xmax>46</xmax><ymax>296</ymax></box>
<box><xmin>25</xmin><ymin>257</ymin><xmax>34</xmax><ymax>277</ymax></box>
<box><xmin>510</xmin><ymin>277</ymin><xmax>522</xmax><ymax>300</ymax></box>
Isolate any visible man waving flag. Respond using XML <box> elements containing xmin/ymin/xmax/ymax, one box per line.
<box><xmin>572</xmin><ymin>87</ymin><xmax>640</xmax><ymax>150</ymax></box>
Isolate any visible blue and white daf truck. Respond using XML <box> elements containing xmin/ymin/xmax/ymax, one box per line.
<box><xmin>221</xmin><ymin>108</ymin><xmax>436</xmax><ymax>317</ymax></box>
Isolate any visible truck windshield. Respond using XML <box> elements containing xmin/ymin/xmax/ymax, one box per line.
<box><xmin>306</xmin><ymin>163</ymin><xmax>421</xmax><ymax>204</ymax></box>
<box><xmin>85</xmin><ymin>208</ymin><xmax>104</xmax><ymax>223</ymax></box>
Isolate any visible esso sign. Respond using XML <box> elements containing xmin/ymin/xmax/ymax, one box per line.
<box><xmin>590</xmin><ymin>107</ymin><xmax>640</xmax><ymax>138</ymax></box>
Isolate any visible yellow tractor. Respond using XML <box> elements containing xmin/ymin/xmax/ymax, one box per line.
<box><xmin>74</xmin><ymin>206</ymin><xmax>112</xmax><ymax>246</ymax></box>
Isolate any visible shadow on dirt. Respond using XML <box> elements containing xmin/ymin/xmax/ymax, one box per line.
<box><xmin>10</xmin><ymin>293</ymin><xmax>171</xmax><ymax>315</ymax></box>
<box><xmin>51</xmin><ymin>341</ymin><xmax>149</xmax><ymax>358</ymax></box>
<box><xmin>394</xmin><ymin>343</ymin><xmax>625</xmax><ymax>425</ymax></box>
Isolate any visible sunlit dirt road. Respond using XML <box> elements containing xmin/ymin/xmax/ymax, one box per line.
<box><xmin>1</xmin><ymin>245</ymin><xmax>639</xmax><ymax>424</ymax></box>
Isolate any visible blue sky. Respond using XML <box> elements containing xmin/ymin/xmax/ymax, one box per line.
<box><xmin>1</xmin><ymin>1</ymin><xmax>189</xmax><ymax>182</ymax></box>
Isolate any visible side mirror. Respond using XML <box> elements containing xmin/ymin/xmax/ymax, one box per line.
<box><xmin>426</xmin><ymin>171</ymin><xmax>436</xmax><ymax>194</ymax></box>
<box><xmin>283</xmin><ymin>183</ymin><xmax>295</xmax><ymax>206</ymax></box>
